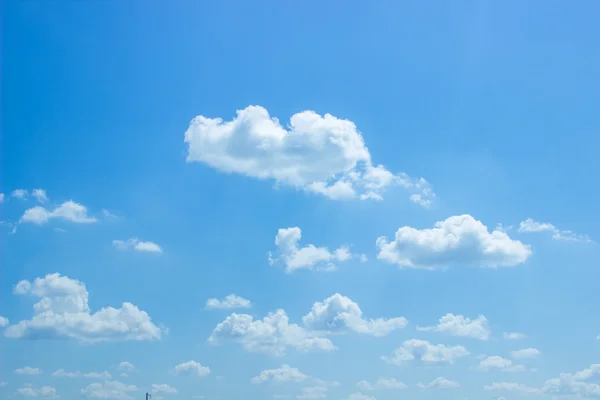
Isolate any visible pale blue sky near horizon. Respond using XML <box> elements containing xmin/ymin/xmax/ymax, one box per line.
<box><xmin>1</xmin><ymin>1</ymin><xmax>599</xmax><ymax>399</ymax></box>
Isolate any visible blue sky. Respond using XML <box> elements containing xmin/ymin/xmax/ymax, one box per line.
<box><xmin>1</xmin><ymin>0</ymin><xmax>599</xmax><ymax>399</ymax></box>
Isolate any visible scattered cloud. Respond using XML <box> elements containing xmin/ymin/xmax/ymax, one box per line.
<box><xmin>251</xmin><ymin>365</ymin><xmax>309</xmax><ymax>384</ymax></box>
<box><xmin>81</xmin><ymin>381</ymin><xmax>137</xmax><ymax>399</ymax></box>
<box><xmin>297</xmin><ymin>386</ymin><xmax>327</xmax><ymax>399</ymax></box>
<box><xmin>0</xmin><ymin>193</ymin><xmax>4</xmax><ymax>203</ymax></box>
<box><xmin>269</xmin><ymin>227</ymin><xmax>355</xmax><ymax>273</ymax></box>
<box><xmin>417</xmin><ymin>313</ymin><xmax>490</xmax><ymax>340</ymax></box>
<box><xmin>12</xmin><ymin>189</ymin><xmax>28</xmax><ymax>199</ymax></box>
<box><xmin>484</xmin><ymin>382</ymin><xmax>540</xmax><ymax>395</ymax></box>
<box><xmin>206</xmin><ymin>294</ymin><xmax>252</xmax><ymax>309</ymax></box>
<box><xmin>32</xmin><ymin>189</ymin><xmax>48</xmax><ymax>203</ymax></box>
<box><xmin>503</xmin><ymin>332</ymin><xmax>527</xmax><ymax>340</ymax></box>
<box><xmin>184</xmin><ymin>105</ymin><xmax>434</xmax><ymax>204</ymax></box>
<box><xmin>344</xmin><ymin>392</ymin><xmax>376</xmax><ymax>400</ymax></box>
<box><xmin>17</xmin><ymin>386</ymin><xmax>57</xmax><ymax>398</ymax></box>
<box><xmin>518</xmin><ymin>218</ymin><xmax>592</xmax><ymax>243</ymax></box>
<box><xmin>174</xmin><ymin>360</ymin><xmax>210</xmax><ymax>377</ymax></box>
<box><xmin>357</xmin><ymin>378</ymin><xmax>407</xmax><ymax>390</ymax></box>
<box><xmin>21</xmin><ymin>201</ymin><xmax>97</xmax><ymax>224</ymax></box>
<box><xmin>511</xmin><ymin>348</ymin><xmax>541</xmax><ymax>359</ymax></box>
<box><xmin>382</xmin><ymin>339</ymin><xmax>470</xmax><ymax>365</ymax></box>
<box><xmin>477</xmin><ymin>356</ymin><xmax>530</xmax><ymax>372</ymax></box>
<box><xmin>152</xmin><ymin>384</ymin><xmax>177</xmax><ymax>394</ymax></box>
<box><xmin>302</xmin><ymin>293</ymin><xmax>407</xmax><ymax>336</ymax></box>
<box><xmin>376</xmin><ymin>215</ymin><xmax>532</xmax><ymax>269</ymax></box>
<box><xmin>52</xmin><ymin>369</ymin><xmax>111</xmax><ymax>379</ymax></box>
<box><xmin>117</xmin><ymin>362</ymin><xmax>135</xmax><ymax>372</ymax></box>
<box><xmin>112</xmin><ymin>238</ymin><xmax>162</xmax><ymax>253</ymax></box>
<box><xmin>0</xmin><ymin>316</ymin><xmax>8</xmax><ymax>327</ymax></box>
<box><xmin>417</xmin><ymin>377</ymin><xmax>460</xmax><ymax>389</ymax></box>
<box><xmin>0</xmin><ymin>381</ymin><xmax>7</xmax><ymax>387</ymax></box>
<box><xmin>14</xmin><ymin>367</ymin><xmax>42</xmax><ymax>375</ymax></box>
<box><xmin>5</xmin><ymin>273</ymin><xmax>164</xmax><ymax>342</ymax></box>
<box><xmin>208</xmin><ymin>309</ymin><xmax>335</xmax><ymax>356</ymax></box>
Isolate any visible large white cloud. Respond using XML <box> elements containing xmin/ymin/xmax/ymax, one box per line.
<box><xmin>357</xmin><ymin>378</ymin><xmax>407</xmax><ymax>390</ymax></box>
<box><xmin>269</xmin><ymin>227</ymin><xmax>355</xmax><ymax>273</ymax></box>
<box><xmin>21</xmin><ymin>201</ymin><xmax>97</xmax><ymax>224</ymax></box>
<box><xmin>251</xmin><ymin>365</ymin><xmax>309</xmax><ymax>384</ymax></box>
<box><xmin>81</xmin><ymin>381</ymin><xmax>138</xmax><ymax>399</ymax></box>
<box><xmin>112</xmin><ymin>238</ymin><xmax>163</xmax><ymax>254</ymax></box>
<box><xmin>174</xmin><ymin>360</ymin><xmax>210</xmax><ymax>377</ymax></box>
<box><xmin>518</xmin><ymin>218</ymin><xmax>592</xmax><ymax>243</ymax></box>
<box><xmin>184</xmin><ymin>105</ymin><xmax>434</xmax><ymax>205</ymax></box>
<box><xmin>5</xmin><ymin>273</ymin><xmax>164</xmax><ymax>343</ymax></box>
<box><xmin>376</xmin><ymin>214</ymin><xmax>532</xmax><ymax>269</ymax></box>
<box><xmin>208</xmin><ymin>309</ymin><xmax>336</xmax><ymax>356</ymax></box>
<box><xmin>302</xmin><ymin>293</ymin><xmax>407</xmax><ymax>336</ymax></box>
<box><xmin>17</xmin><ymin>386</ymin><xmax>57</xmax><ymax>398</ymax></box>
<box><xmin>381</xmin><ymin>339</ymin><xmax>469</xmax><ymax>365</ymax></box>
<box><xmin>52</xmin><ymin>369</ymin><xmax>111</xmax><ymax>379</ymax></box>
<box><xmin>417</xmin><ymin>313</ymin><xmax>490</xmax><ymax>340</ymax></box>
<box><xmin>205</xmin><ymin>294</ymin><xmax>252</xmax><ymax>309</ymax></box>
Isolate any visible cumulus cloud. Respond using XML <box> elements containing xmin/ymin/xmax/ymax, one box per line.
<box><xmin>117</xmin><ymin>362</ymin><xmax>135</xmax><ymax>372</ymax></box>
<box><xmin>12</xmin><ymin>189</ymin><xmax>28</xmax><ymax>199</ymax></box>
<box><xmin>184</xmin><ymin>105</ymin><xmax>434</xmax><ymax>205</ymax></box>
<box><xmin>417</xmin><ymin>313</ymin><xmax>490</xmax><ymax>340</ymax></box>
<box><xmin>252</xmin><ymin>365</ymin><xmax>309</xmax><ymax>384</ymax></box>
<box><xmin>21</xmin><ymin>201</ymin><xmax>97</xmax><ymax>224</ymax></box>
<box><xmin>208</xmin><ymin>309</ymin><xmax>336</xmax><ymax>356</ymax></box>
<box><xmin>297</xmin><ymin>386</ymin><xmax>327</xmax><ymax>399</ymax></box>
<box><xmin>344</xmin><ymin>393</ymin><xmax>376</xmax><ymax>400</ymax></box>
<box><xmin>152</xmin><ymin>384</ymin><xmax>177</xmax><ymax>394</ymax></box>
<box><xmin>518</xmin><ymin>218</ymin><xmax>592</xmax><ymax>243</ymax></box>
<box><xmin>381</xmin><ymin>339</ymin><xmax>469</xmax><ymax>365</ymax></box>
<box><xmin>357</xmin><ymin>378</ymin><xmax>407</xmax><ymax>390</ymax></box>
<box><xmin>205</xmin><ymin>294</ymin><xmax>252</xmax><ymax>309</ymax></box>
<box><xmin>0</xmin><ymin>316</ymin><xmax>8</xmax><ymax>327</ymax></box>
<box><xmin>17</xmin><ymin>386</ymin><xmax>57</xmax><ymax>398</ymax></box>
<box><xmin>82</xmin><ymin>381</ymin><xmax>137</xmax><ymax>399</ymax></box>
<box><xmin>32</xmin><ymin>189</ymin><xmax>48</xmax><ymax>203</ymax></box>
<box><xmin>477</xmin><ymin>356</ymin><xmax>530</xmax><ymax>372</ymax></box>
<box><xmin>5</xmin><ymin>273</ymin><xmax>164</xmax><ymax>343</ymax></box>
<box><xmin>511</xmin><ymin>348</ymin><xmax>541</xmax><ymax>359</ymax></box>
<box><xmin>503</xmin><ymin>332</ymin><xmax>527</xmax><ymax>340</ymax></box>
<box><xmin>302</xmin><ymin>293</ymin><xmax>407</xmax><ymax>336</ymax></box>
<box><xmin>417</xmin><ymin>377</ymin><xmax>460</xmax><ymax>389</ymax></box>
<box><xmin>174</xmin><ymin>360</ymin><xmax>210</xmax><ymax>377</ymax></box>
<box><xmin>112</xmin><ymin>238</ymin><xmax>162</xmax><ymax>253</ymax></box>
<box><xmin>52</xmin><ymin>369</ymin><xmax>111</xmax><ymax>379</ymax></box>
<box><xmin>14</xmin><ymin>367</ymin><xmax>41</xmax><ymax>375</ymax></box>
<box><xmin>376</xmin><ymin>214</ymin><xmax>532</xmax><ymax>269</ymax></box>
<box><xmin>269</xmin><ymin>227</ymin><xmax>356</xmax><ymax>273</ymax></box>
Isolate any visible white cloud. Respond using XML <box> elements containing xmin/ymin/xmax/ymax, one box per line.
<box><xmin>206</xmin><ymin>294</ymin><xmax>252</xmax><ymax>309</ymax></box>
<box><xmin>21</xmin><ymin>201</ymin><xmax>97</xmax><ymax>224</ymax></box>
<box><xmin>252</xmin><ymin>365</ymin><xmax>309</xmax><ymax>384</ymax></box>
<box><xmin>82</xmin><ymin>381</ymin><xmax>137</xmax><ymax>399</ymax></box>
<box><xmin>174</xmin><ymin>360</ymin><xmax>210</xmax><ymax>377</ymax></box>
<box><xmin>208</xmin><ymin>309</ymin><xmax>336</xmax><ymax>356</ymax></box>
<box><xmin>382</xmin><ymin>339</ymin><xmax>470</xmax><ymax>365</ymax></box>
<box><xmin>302</xmin><ymin>293</ymin><xmax>407</xmax><ymax>336</ymax></box>
<box><xmin>357</xmin><ymin>378</ymin><xmax>407</xmax><ymax>390</ymax></box>
<box><xmin>297</xmin><ymin>386</ymin><xmax>327</xmax><ymax>399</ymax></box>
<box><xmin>112</xmin><ymin>238</ymin><xmax>162</xmax><ymax>253</ymax></box>
<box><xmin>184</xmin><ymin>105</ymin><xmax>434</xmax><ymax>205</ymax></box>
<box><xmin>17</xmin><ymin>386</ymin><xmax>57</xmax><ymax>398</ymax></box>
<box><xmin>417</xmin><ymin>377</ymin><xmax>460</xmax><ymax>389</ymax></box>
<box><xmin>32</xmin><ymin>189</ymin><xmax>48</xmax><ymax>203</ymax></box>
<box><xmin>5</xmin><ymin>273</ymin><xmax>164</xmax><ymax>342</ymax></box>
<box><xmin>0</xmin><ymin>381</ymin><xmax>7</xmax><ymax>387</ymax></box>
<box><xmin>117</xmin><ymin>362</ymin><xmax>135</xmax><ymax>372</ymax></box>
<box><xmin>511</xmin><ymin>348</ymin><xmax>541</xmax><ymax>359</ymax></box>
<box><xmin>269</xmin><ymin>227</ymin><xmax>356</xmax><ymax>273</ymax></box>
<box><xmin>376</xmin><ymin>214</ymin><xmax>532</xmax><ymax>269</ymax></box>
<box><xmin>417</xmin><ymin>313</ymin><xmax>490</xmax><ymax>340</ymax></box>
<box><xmin>484</xmin><ymin>382</ymin><xmax>541</xmax><ymax>395</ymax></box>
<box><xmin>0</xmin><ymin>316</ymin><xmax>8</xmax><ymax>327</ymax></box>
<box><xmin>12</xmin><ymin>189</ymin><xmax>28</xmax><ymax>199</ymax></box>
<box><xmin>503</xmin><ymin>332</ymin><xmax>527</xmax><ymax>340</ymax></box>
<box><xmin>345</xmin><ymin>393</ymin><xmax>376</xmax><ymax>400</ymax></box>
<box><xmin>477</xmin><ymin>356</ymin><xmax>529</xmax><ymax>372</ymax></box>
<box><xmin>0</xmin><ymin>193</ymin><xmax>4</xmax><ymax>203</ymax></box>
<box><xmin>518</xmin><ymin>218</ymin><xmax>592</xmax><ymax>243</ymax></box>
<box><xmin>14</xmin><ymin>367</ymin><xmax>42</xmax><ymax>375</ymax></box>
<box><xmin>52</xmin><ymin>369</ymin><xmax>111</xmax><ymax>379</ymax></box>
<box><xmin>152</xmin><ymin>384</ymin><xmax>177</xmax><ymax>394</ymax></box>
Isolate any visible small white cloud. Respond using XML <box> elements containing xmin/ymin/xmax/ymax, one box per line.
<box><xmin>382</xmin><ymin>339</ymin><xmax>469</xmax><ymax>365</ymax></box>
<box><xmin>377</xmin><ymin>215</ymin><xmax>532</xmax><ymax>269</ymax></box>
<box><xmin>518</xmin><ymin>218</ymin><xmax>592</xmax><ymax>243</ymax></box>
<box><xmin>297</xmin><ymin>385</ymin><xmax>327</xmax><ymax>399</ymax></box>
<box><xmin>357</xmin><ymin>378</ymin><xmax>407</xmax><ymax>390</ymax></box>
<box><xmin>21</xmin><ymin>201</ymin><xmax>97</xmax><ymax>224</ymax></box>
<box><xmin>17</xmin><ymin>386</ymin><xmax>57</xmax><ymax>398</ymax></box>
<box><xmin>117</xmin><ymin>362</ymin><xmax>135</xmax><ymax>372</ymax></box>
<box><xmin>52</xmin><ymin>369</ymin><xmax>111</xmax><ymax>379</ymax></box>
<box><xmin>477</xmin><ymin>356</ymin><xmax>529</xmax><ymax>372</ymax></box>
<box><xmin>511</xmin><ymin>348</ymin><xmax>541</xmax><ymax>359</ymax></box>
<box><xmin>251</xmin><ymin>365</ymin><xmax>309</xmax><ymax>384</ymax></box>
<box><xmin>0</xmin><ymin>381</ymin><xmax>7</xmax><ymax>387</ymax></box>
<box><xmin>0</xmin><ymin>193</ymin><xmax>4</xmax><ymax>203</ymax></box>
<box><xmin>14</xmin><ymin>367</ymin><xmax>42</xmax><ymax>375</ymax></box>
<box><xmin>344</xmin><ymin>392</ymin><xmax>376</xmax><ymax>400</ymax></box>
<box><xmin>174</xmin><ymin>360</ymin><xmax>210</xmax><ymax>377</ymax></box>
<box><xmin>484</xmin><ymin>382</ymin><xmax>541</xmax><ymax>394</ymax></box>
<box><xmin>82</xmin><ymin>381</ymin><xmax>137</xmax><ymax>399</ymax></box>
<box><xmin>205</xmin><ymin>294</ymin><xmax>252</xmax><ymax>309</ymax></box>
<box><xmin>32</xmin><ymin>189</ymin><xmax>48</xmax><ymax>203</ymax></box>
<box><xmin>302</xmin><ymin>293</ymin><xmax>407</xmax><ymax>336</ymax></box>
<box><xmin>0</xmin><ymin>316</ymin><xmax>8</xmax><ymax>327</ymax></box>
<box><xmin>120</xmin><ymin>373</ymin><xmax>128</xmax><ymax>378</ymax></box>
<box><xmin>503</xmin><ymin>332</ymin><xmax>527</xmax><ymax>340</ymax></box>
<box><xmin>417</xmin><ymin>377</ymin><xmax>460</xmax><ymax>389</ymax></box>
<box><xmin>152</xmin><ymin>384</ymin><xmax>177</xmax><ymax>394</ymax></box>
<box><xmin>11</xmin><ymin>189</ymin><xmax>28</xmax><ymax>199</ymax></box>
<box><xmin>417</xmin><ymin>313</ymin><xmax>490</xmax><ymax>340</ymax></box>
<box><xmin>112</xmin><ymin>238</ymin><xmax>162</xmax><ymax>253</ymax></box>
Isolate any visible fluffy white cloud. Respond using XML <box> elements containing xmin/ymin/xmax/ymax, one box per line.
<box><xmin>252</xmin><ymin>365</ymin><xmax>309</xmax><ymax>384</ymax></box>
<box><xmin>269</xmin><ymin>227</ymin><xmax>355</xmax><ymax>272</ymax></box>
<box><xmin>32</xmin><ymin>189</ymin><xmax>48</xmax><ymax>203</ymax></box>
<box><xmin>14</xmin><ymin>367</ymin><xmax>42</xmax><ymax>375</ymax></box>
<box><xmin>518</xmin><ymin>218</ymin><xmax>592</xmax><ymax>243</ymax></box>
<box><xmin>511</xmin><ymin>348</ymin><xmax>541</xmax><ymax>359</ymax></box>
<box><xmin>208</xmin><ymin>309</ymin><xmax>336</xmax><ymax>356</ymax></box>
<box><xmin>357</xmin><ymin>378</ymin><xmax>407</xmax><ymax>390</ymax></box>
<box><xmin>5</xmin><ymin>273</ymin><xmax>164</xmax><ymax>342</ymax></box>
<box><xmin>0</xmin><ymin>316</ymin><xmax>8</xmax><ymax>327</ymax></box>
<box><xmin>21</xmin><ymin>201</ymin><xmax>97</xmax><ymax>224</ymax></box>
<box><xmin>345</xmin><ymin>393</ymin><xmax>376</xmax><ymax>400</ymax></box>
<box><xmin>152</xmin><ymin>384</ymin><xmax>177</xmax><ymax>394</ymax></box>
<box><xmin>376</xmin><ymin>214</ymin><xmax>532</xmax><ymax>269</ymax></box>
<box><xmin>112</xmin><ymin>238</ymin><xmax>162</xmax><ymax>253</ymax></box>
<box><xmin>382</xmin><ymin>339</ymin><xmax>469</xmax><ymax>365</ymax></box>
<box><xmin>174</xmin><ymin>360</ymin><xmax>210</xmax><ymax>377</ymax></box>
<box><xmin>205</xmin><ymin>294</ymin><xmax>252</xmax><ymax>309</ymax></box>
<box><xmin>184</xmin><ymin>105</ymin><xmax>434</xmax><ymax>204</ymax></box>
<box><xmin>302</xmin><ymin>293</ymin><xmax>407</xmax><ymax>336</ymax></box>
<box><xmin>417</xmin><ymin>377</ymin><xmax>460</xmax><ymax>389</ymax></box>
<box><xmin>17</xmin><ymin>386</ymin><xmax>57</xmax><ymax>398</ymax></box>
<box><xmin>52</xmin><ymin>369</ymin><xmax>111</xmax><ymax>379</ymax></box>
<box><xmin>417</xmin><ymin>313</ymin><xmax>490</xmax><ymax>340</ymax></box>
<box><xmin>117</xmin><ymin>362</ymin><xmax>135</xmax><ymax>372</ymax></box>
<box><xmin>82</xmin><ymin>381</ymin><xmax>137</xmax><ymax>399</ymax></box>
<box><xmin>503</xmin><ymin>332</ymin><xmax>527</xmax><ymax>340</ymax></box>
<box><xmin>477</xmin><ymin>356</ymin><xmax>529</xmax><ymax>372</ymax></box>
<box><xmin>12</xmin><ymin>189</ymin><xmax>28</xmax><ymax>199</ymax></box>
